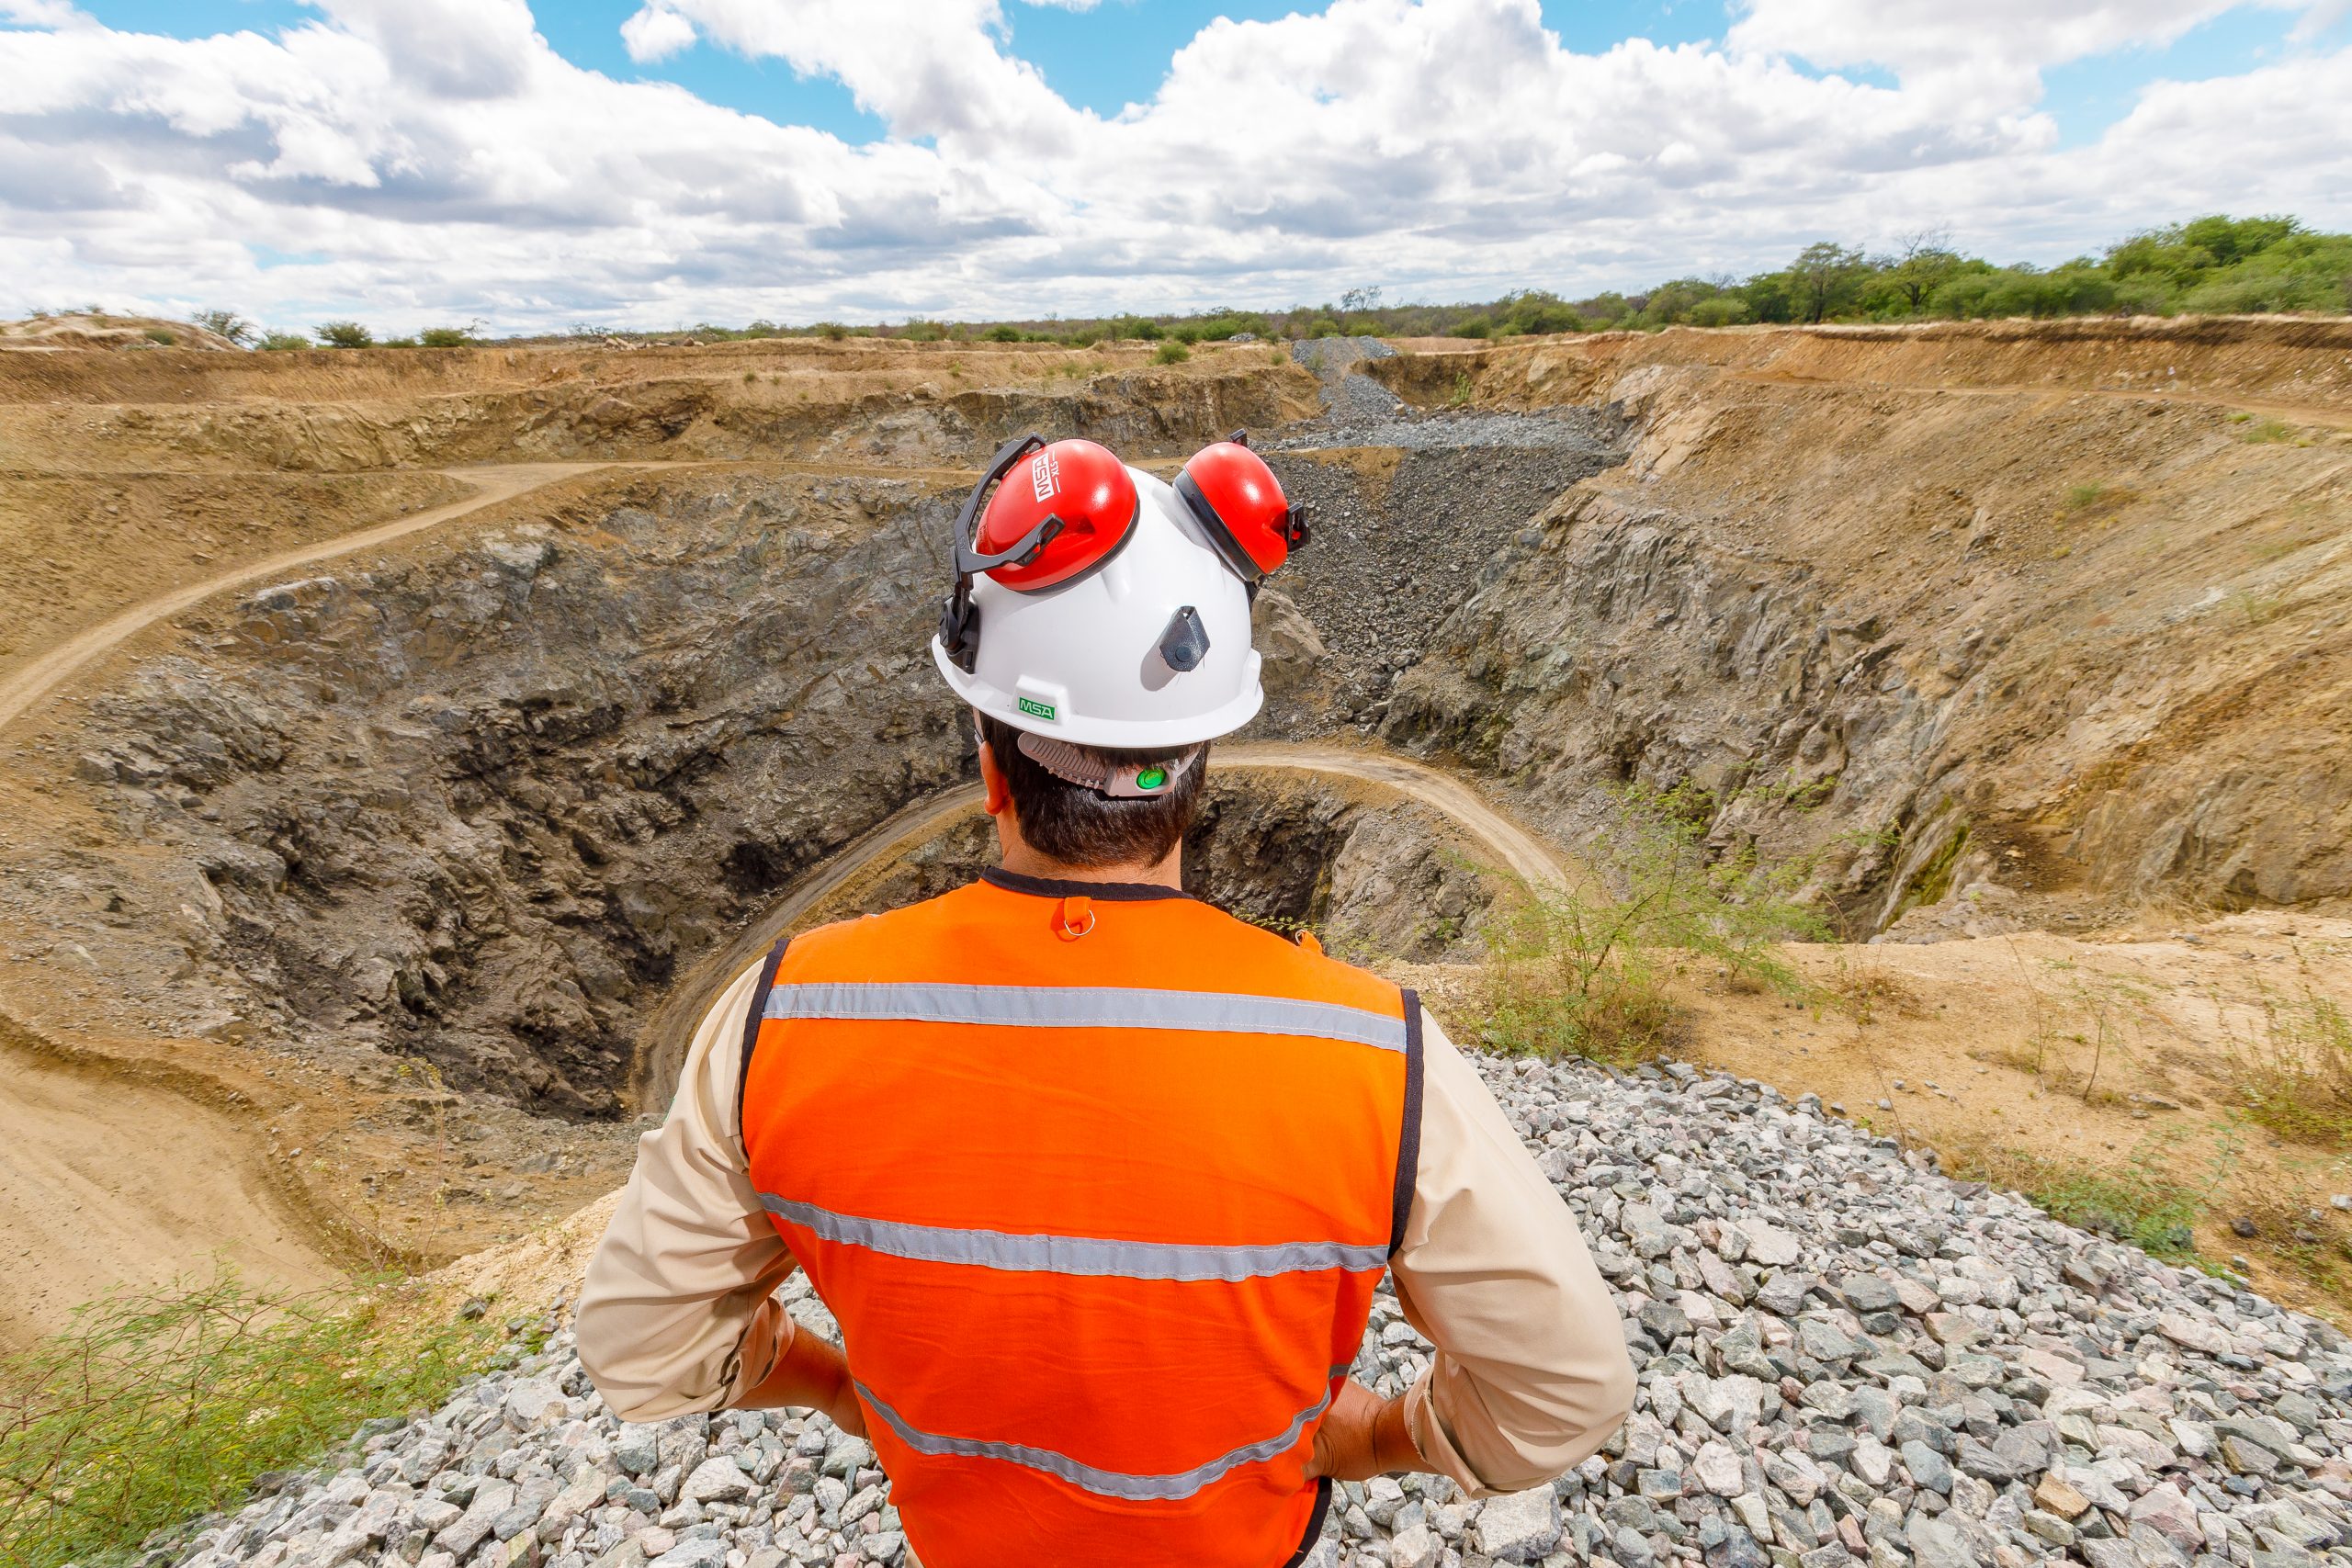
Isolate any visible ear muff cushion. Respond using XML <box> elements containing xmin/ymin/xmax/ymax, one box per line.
<box><xmin>1173</xmin><ymin>468</ymin><xmax>1269</xmax><ymax>581</ymax></box>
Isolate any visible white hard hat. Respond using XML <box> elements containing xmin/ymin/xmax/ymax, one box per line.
<box><xmin>933</xmin><ymin>434</ymin><xmax>1288</xmax><ymax>750</ymax></box>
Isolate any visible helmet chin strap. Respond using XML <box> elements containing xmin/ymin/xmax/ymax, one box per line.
<box><xmin>1014</xmin><ymin>731</ymin><xmax>1204</xmax><ymax>799</ymax></box>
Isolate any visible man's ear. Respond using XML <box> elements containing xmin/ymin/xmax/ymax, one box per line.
<box><xmin>977</xmin><ymin>736</ymin><xmax>1012</xmax><ymax>818</ymax></box>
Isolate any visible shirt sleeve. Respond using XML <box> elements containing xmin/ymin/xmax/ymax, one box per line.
<box><xmin>1392</xmin><ymin>1012</ymin><xmax>1635</xmax><ymax>1496</ymax></box>
<box><xmin>575</xmin><ymin>957</ymin><xmax>799</xmax><ymax>1422</ymax></box>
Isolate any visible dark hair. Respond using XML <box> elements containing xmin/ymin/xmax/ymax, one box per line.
<box><xmin>978</xmin><ymin>711</ymin><xmax>1208</xmax><ymax>869</ymax></box>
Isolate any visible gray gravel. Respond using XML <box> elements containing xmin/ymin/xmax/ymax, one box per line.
<box><xmin>163</xmin><ymin>1053</ymin><xmax>2352</xmax><ymax>1568</ymax></box>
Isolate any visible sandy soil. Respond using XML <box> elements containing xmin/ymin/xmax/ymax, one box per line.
<box><xmin>0</xmin><ymin>1030</ymin><xmax>337</xmax><ymax>1354</ymax></box>
<box><xmin>1404</xmin><ymin>907</ymin><xmax>2352</xmax><ymax>1318</ymax></box>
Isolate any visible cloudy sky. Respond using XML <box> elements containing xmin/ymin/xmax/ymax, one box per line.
<box><xmin>3</xmin><ymin>0</ymin><xmax>2348</xmax><ymax>334</ymax></box>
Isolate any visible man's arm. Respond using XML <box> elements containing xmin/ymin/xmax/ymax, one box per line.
<box><xmin>577</xmin><ymin>960</ymin><xmax>807</xmax><ymax>1422</ymax></box>
<box><xmin>1383</xmin><ymin>1014</ymin><xmax>1636</xmax><ymax>1495</ymax></box>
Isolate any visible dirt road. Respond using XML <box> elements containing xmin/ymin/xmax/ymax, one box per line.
<box><xmin>629</xmin><ymin>741</ymin><xmax>1576</xmax><ymax>1107</ymax></box>
<box><xmin>0</xmin><ymin>460</ymin><xmax>620</xmax><ymax>1348</ymax></box>
<box><xmin>0</xmin><ymin>462</ymin><xmax>609</xmax><ymax>734</ymax></box>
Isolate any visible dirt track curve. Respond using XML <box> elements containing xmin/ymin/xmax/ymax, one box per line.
<box><xmin>0</xmin><ymin>462</ymin><xmax>614</xmax><ymax>735</ymax></box>
<box><xmin>629</xmin><ymin>739</ymin><xmax>1577</xmax><ymax>1107</ymax></box>
<box><xmin>0</xmin><ymin>460</ymin><xmax>616</xmax><ymax>1348</ymax></box>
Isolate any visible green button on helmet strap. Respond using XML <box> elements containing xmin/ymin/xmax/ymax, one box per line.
<box><xmin>1135</xmin><ymin>766</ymin><xmax>1168</xmax><ymax>790</ymax></box>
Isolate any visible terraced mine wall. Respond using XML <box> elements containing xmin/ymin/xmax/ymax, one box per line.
<box><xmin>3</xmin><ymin>321</ymin><xmax>2346</xmax><ymax>1280</ymax></box>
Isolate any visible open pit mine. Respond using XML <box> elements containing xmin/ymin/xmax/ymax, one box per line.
<box><xmin>2</xmin><ymin>320</ymin><xmax>2349</xmax><ymax>1568</ymax></box>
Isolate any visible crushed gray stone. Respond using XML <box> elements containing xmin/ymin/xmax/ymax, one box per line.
<box><xmin>163</xmin><ymin>1053</ymin><xmax>2352</xmax><ymax>1568</ymax></box>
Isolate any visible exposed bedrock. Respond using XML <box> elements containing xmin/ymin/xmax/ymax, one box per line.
<box><xmin>1379</xmin><ymin>363</ymin><xmax>2352</xmax><ymax>934</ymax></box>
<box><xmin>18</xmin><ymin>435</ymin><xmax>1600</xmax><ymax>1129</ymax></box>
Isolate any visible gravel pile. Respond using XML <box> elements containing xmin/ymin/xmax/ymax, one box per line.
<box><xmin>163</xmin><ymin>1054</ymin><xmax>2352</xmax><ymax>1568</ymax></box>
<box><xmin>1261</xmin><ymin>424</ymin><xmax>1623</xmax><ymax>728</ymax></box>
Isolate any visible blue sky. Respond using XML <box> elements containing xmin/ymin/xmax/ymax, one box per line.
<box><xmin>5</xmin><ymin>1</ymin><xmax>2349</xmax><ymax>329</ymax></box>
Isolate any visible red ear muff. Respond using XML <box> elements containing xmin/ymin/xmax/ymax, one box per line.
<box><xmin>1174</xmin><ymin>438</ymin><xmax>1308</xmax><ymax>582</ymax></box>
<box><xmin>972</xmin><ymin>438</ymin><xmax>1139</xmax><ymax>592</ymax></box>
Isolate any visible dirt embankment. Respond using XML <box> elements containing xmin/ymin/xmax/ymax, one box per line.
<box><xmin>1373</xmin><ymin>316</ymin><xmax>2352</xmax><ymax>424</ymax></box>
<box><xmin>0</xmin><ymin>337</ymin><xmax>1319</xmax><ymax>475</ymax></box>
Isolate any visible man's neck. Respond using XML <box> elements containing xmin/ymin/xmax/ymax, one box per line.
<box><xmin>996</xmin><ymin>842</ymin><xmax>1182</xmax><ymax>889</ymax></box>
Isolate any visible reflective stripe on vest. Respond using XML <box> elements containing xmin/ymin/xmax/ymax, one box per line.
<box><xmin>739</xmin><ymin>874</ymin><xmax>1419</xmax><ymax>1568</ymax></box>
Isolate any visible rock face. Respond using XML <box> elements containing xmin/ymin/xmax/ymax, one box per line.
<box><xmin>17</xmin><ymin>431</ymin><xmax>1610</xmax><ymax>1135</ymax></box>
<box><xmin>47</xmin><ymin>474</ymin><xmax>972</xmax><ymax>1120</ymax></box>
<box><xmin>1379</xmin><ymin>361</ymin><xmax>2352</xmax><ymax>931</ymax></box>
<box><xmin>164</xmin><ymin>1052</ymin><xmax>2352</xmax><ymax>1568</ymax></box>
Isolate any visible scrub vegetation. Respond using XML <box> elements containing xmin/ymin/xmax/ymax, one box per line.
<box><xmin>2226</xmin><ymin>986</ymin><xmax>2352</xmax><ymax>1147</ymax></box>
<box><xmin>0</xmin><ymin>1275</ymin><xmax>502</xmax><ymax>1568</ymax></box>
<box><xmin>74</xmin><ymin>211</ymin><xmax>2339</xmax><ymax>354</ymax></box>
<box><xmin>1474</xmin><ymin>785</ymin><xmax>1823</xmax><ymax>1065</ymax></box>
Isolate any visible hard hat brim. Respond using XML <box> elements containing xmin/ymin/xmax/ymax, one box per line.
<box><xmin>933</xmin><ymin>636</ymin><xmax>1264</xmax><ymax>750</ymax></box>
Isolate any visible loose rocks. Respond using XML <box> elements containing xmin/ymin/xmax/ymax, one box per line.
<box><xmin>166</xmin><ymin>1054</ymin><xmax>2352</xmax><ymax>1568</ymax></box>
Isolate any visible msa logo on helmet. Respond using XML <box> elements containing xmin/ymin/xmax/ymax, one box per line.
<box><xmin>1030</xmin><ymin>447</ymin><xmax>1062</xmax><ymax>504</ymax></box>
<box><xmin>1017</xmin><ymin>695</ymin><xmax>1057</xmax><ymax>721</ymax></box>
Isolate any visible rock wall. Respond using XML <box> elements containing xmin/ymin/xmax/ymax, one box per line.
<box><xmin>18</xmin><ymin>431</ymin><xmax>1600</xmax><ymax>1129</ymax></box>
<box><xmin>1380</xmin><ymin>355</ymin><xmax>2352</xmax><ymax>933</ymax></box>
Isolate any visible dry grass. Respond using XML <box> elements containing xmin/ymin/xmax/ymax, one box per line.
<box><xmin>2225</xmin><ymin>985</ymin><xmax>2352</xmax><ymax>1145</ymax></box>
<box><xmin>0</xmin><ymin>1275</ymin><xmax>503</xmax><ymax>1568</ymax></box>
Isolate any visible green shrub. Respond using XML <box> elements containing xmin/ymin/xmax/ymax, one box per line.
<box><xmin>141</xmin><ymin>328</ymin><xmax>175</xmax><ymax>345</ymax></box>
<box><xmin>1687</xmin><ymin>296</ymin><xmax>1752</xmax><ymax>328</ymax></box>
<box><xmin>313</xmin><ymin>321</ymin><xmax>373</xmax><ymax>349</ymax></box>
<box><xmin>257</xmin><ymin>332</ymin><xmax>311</xmax><ymax>352</ymax></box>
<box><xmin>418</xmin><ymin>326</ymin><xmax>475</xmax><ymax>348</ymax></box>
<box><xmin>1153</xmin><ymin>341</ymin><xmax>1190</xmax><ymax>365</ymax></box>
<box><xmin>0</xmin><ymin>1275</ymin><xmax>500</xmax><ymax>1568</ymax></box>
<box><xmin>191</xmin><ymin>310</ymin><xmax>254</xmax><ymax>346</ymax></box>
<box><xmin>982</xmin><ymin>324</ymin><xmax>1023</xmax><ymax>343</ymax></box>
<box><xmin>1474</xmin><ymin>784</ymin><xmax>1823</xmax><ymax>1065</ymax></box>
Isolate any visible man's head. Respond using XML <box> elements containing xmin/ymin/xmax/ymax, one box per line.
<box><xmin>933</xmin><ymin>434</ymin><xmax>1306</xmax><ymax>875</ymax></box>
<box><xmin>977</xmin><ymin>710</ymin><xmax>1206</xmax><ymax>871</ymax></box>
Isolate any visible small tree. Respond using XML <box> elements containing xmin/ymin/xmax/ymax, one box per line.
<box><xmin>1878</xmin><ymin>229</ymin><xmax>1963</xmax><ymax>315</ymax></box>
<box><xmin>1789</xmin><ymin>243</ymin><xmax>1869</xmax><ymax>322</ymax></box>
<box><xmin>1476</xmin><ymin>784</ymin><xmax>1825</xmax><ymax>1063</ymax></box>
<box><xmin>314</xmin><ymin>321</ymin><xmax>373</xmax><ymax>348</ymax></box>
<box><xmin>191</xmin><ymin>310</ymin><xmax>254</xmax><ymax>346</ymax></box>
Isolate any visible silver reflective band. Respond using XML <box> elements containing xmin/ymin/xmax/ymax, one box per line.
<box><xmin>764</xmin><ymin>981</ymin><xmax>1406</xmax><ymax>1052</ymax></box>
<box><xmin>759</xmin><ymin>1194</ymin><xmax>1388</xmax><ymax>1281</ymax></box>
<box><xmin>854</xmin><ymin>1379</ymin><xmax>1335</xmax><ymax>1502</ymax></box>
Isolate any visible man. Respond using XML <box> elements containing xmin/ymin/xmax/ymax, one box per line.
<box><xmin>579</xmin><ymin>434</ymin><xmax>1633</xmax><ymax>1568</ymax></box>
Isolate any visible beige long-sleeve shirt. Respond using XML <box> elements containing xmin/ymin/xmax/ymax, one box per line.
<box><xmin>578</xmin><ymin>951</ymin><xmax>1633</xmax><ymax>1497</ymax></box>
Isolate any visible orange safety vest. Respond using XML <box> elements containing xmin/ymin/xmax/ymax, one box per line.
<box><xmin>738</xmin><ymin>868</ymin><xmax>1422</xmax><ymax>1568</ymax></box>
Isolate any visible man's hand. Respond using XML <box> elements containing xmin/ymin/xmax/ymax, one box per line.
<box><xmin>1306</xmin><ymin>1379</ymin><xmax>1425</xmax><ymax>1482</ymax></box>
<box><xmin>732</xmin><ymin>1320</ymin><xmax>867</xmax><ymax>1438</ymax></box>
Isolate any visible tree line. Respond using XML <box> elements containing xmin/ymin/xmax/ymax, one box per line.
<box><xmin>53</xmin><ymin>212</ymin><xmax>2346</xmax><ymax>353</ymax></box>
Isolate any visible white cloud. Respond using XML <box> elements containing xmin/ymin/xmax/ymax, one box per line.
<box><xmin>620</xmin><ymin>5</ymin><xmax>698</xmax><ymax>62</ymax></box>
<box><xmin>1727</xmin><ymin>0</ymin><xmax>2320</xmax><ymax>109</ymax></box>
<box><xmin>0</xmin><ymin>0</ymin><xmax>2346</xmax><ymax>331</ymax></box>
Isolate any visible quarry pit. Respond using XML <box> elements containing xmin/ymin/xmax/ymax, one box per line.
<box><xmin>3</xmin><ymin>321</ymin><xmax>2351</xmax><ymax>1348</ymax></box>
